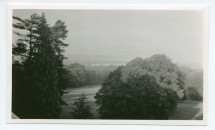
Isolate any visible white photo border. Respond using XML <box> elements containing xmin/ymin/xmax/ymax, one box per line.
<box><xmin>7</xmin><ymin>4</ymin><xmax>209</xmax><ymax>125</ymax></box>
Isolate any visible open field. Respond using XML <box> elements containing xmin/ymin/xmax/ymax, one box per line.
<box><xmin>60</xmin><ymin>85</ymin><xmax>203</xmax><ymax>120</ymax></box>
<box><xmin>169</xmin><ymin>100</ymin><xmax>203</xmax><ymax>120</ymax></box>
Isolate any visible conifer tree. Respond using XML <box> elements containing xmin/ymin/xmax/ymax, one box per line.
<box><xmin>71</xmin><ymin>93</ymin><xmax>92</xmax><ymax>119</ymax></box>
<box><xmin>12</xmin><ymin>13</ymin><xmax>69</xmax><ymax>118</ymax></box>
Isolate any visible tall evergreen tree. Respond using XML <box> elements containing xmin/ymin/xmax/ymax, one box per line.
<box><xmin>71</xmin><ymin>93</ymin><xmax>92</xmax><ymax>119</ymax></box>
<box><xmin>12</xmin><ymin>13</ymin><xmax>69</xmax><ymax>118</ymax></box>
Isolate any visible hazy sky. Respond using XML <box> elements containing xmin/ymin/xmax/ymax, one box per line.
<box><xmin>13</xmin><ymin>9</ymin><xmax>204</xmax><ymax>69</ymax></box>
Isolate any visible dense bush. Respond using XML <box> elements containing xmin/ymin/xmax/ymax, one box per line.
<box><xmin>95</xmin><ymin>67</ymin><xmax>178</xmax><ymax>119</ymax></box>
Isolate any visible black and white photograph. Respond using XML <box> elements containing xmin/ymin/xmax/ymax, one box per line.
<box><xmin>7</xmin><ymin>5</ymin><xmax>209</xmax><ymax>125</ymax></box>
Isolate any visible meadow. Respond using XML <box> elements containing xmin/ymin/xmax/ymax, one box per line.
<box><xmin>60</xmin><ymin>85</ymin><xmax>203</xmax><ymax>120</ymax></box>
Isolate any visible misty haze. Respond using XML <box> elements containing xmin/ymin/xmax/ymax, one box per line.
<box><xmin>12</xmin><ymin>9</ymin><xmax>203</xmax><ymax>120</ymax></box>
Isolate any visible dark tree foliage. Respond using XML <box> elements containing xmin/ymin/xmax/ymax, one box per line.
<box><xmin>71</xmin><ymin>93</ymin><xmax>92</xmax><ymax>119</ymax></box>
<box><xmin>12</xmin><ymin>13</ymin><xmax>69</xmax><ymax>118</ymax></box>
<box><xmin>12</xmin><ymin>61</ymin><xmax>26</xmax><ymax>117</ymax></box>
<box><xmin>95</xmin><ymin>67</ymin><xmax>178</xmax><ymax>119</ymax></box>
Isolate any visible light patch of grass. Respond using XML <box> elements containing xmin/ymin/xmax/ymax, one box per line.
<box><xmin>169</xmin><ymin>100</ymin><xmax>203</xmax><ymax>120</ymax></box>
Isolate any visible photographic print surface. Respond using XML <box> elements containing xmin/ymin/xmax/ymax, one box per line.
<box><xmin>8</xmin><ymin>5</ymin><xmax>209</xmax><ymax>125</ymax></box>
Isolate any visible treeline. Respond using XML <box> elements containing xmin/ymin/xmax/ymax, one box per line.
<box><xmin>63</xmin><ymin>63</ymin><xmax>118</xmax><ymax>87</ymax></box>
<box><xmin>12</xmin><ymin>13</ymin><xmax>69</xmax><ymax>119</ymax></box>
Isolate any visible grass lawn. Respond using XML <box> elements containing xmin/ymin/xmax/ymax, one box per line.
<box><xmin>60</xmin><ymin>85</ymin><xmax>101</xmax><ymax>119</ymax></box>
<box><xmin>60</xmin><ymin>85</ymin><xmax>203</xmax><ymax>120</ymax></box>
<box><xmin>169</xmin><ymin>100</ymin><xmax>203</xmax><ymax>120</ymax></box>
